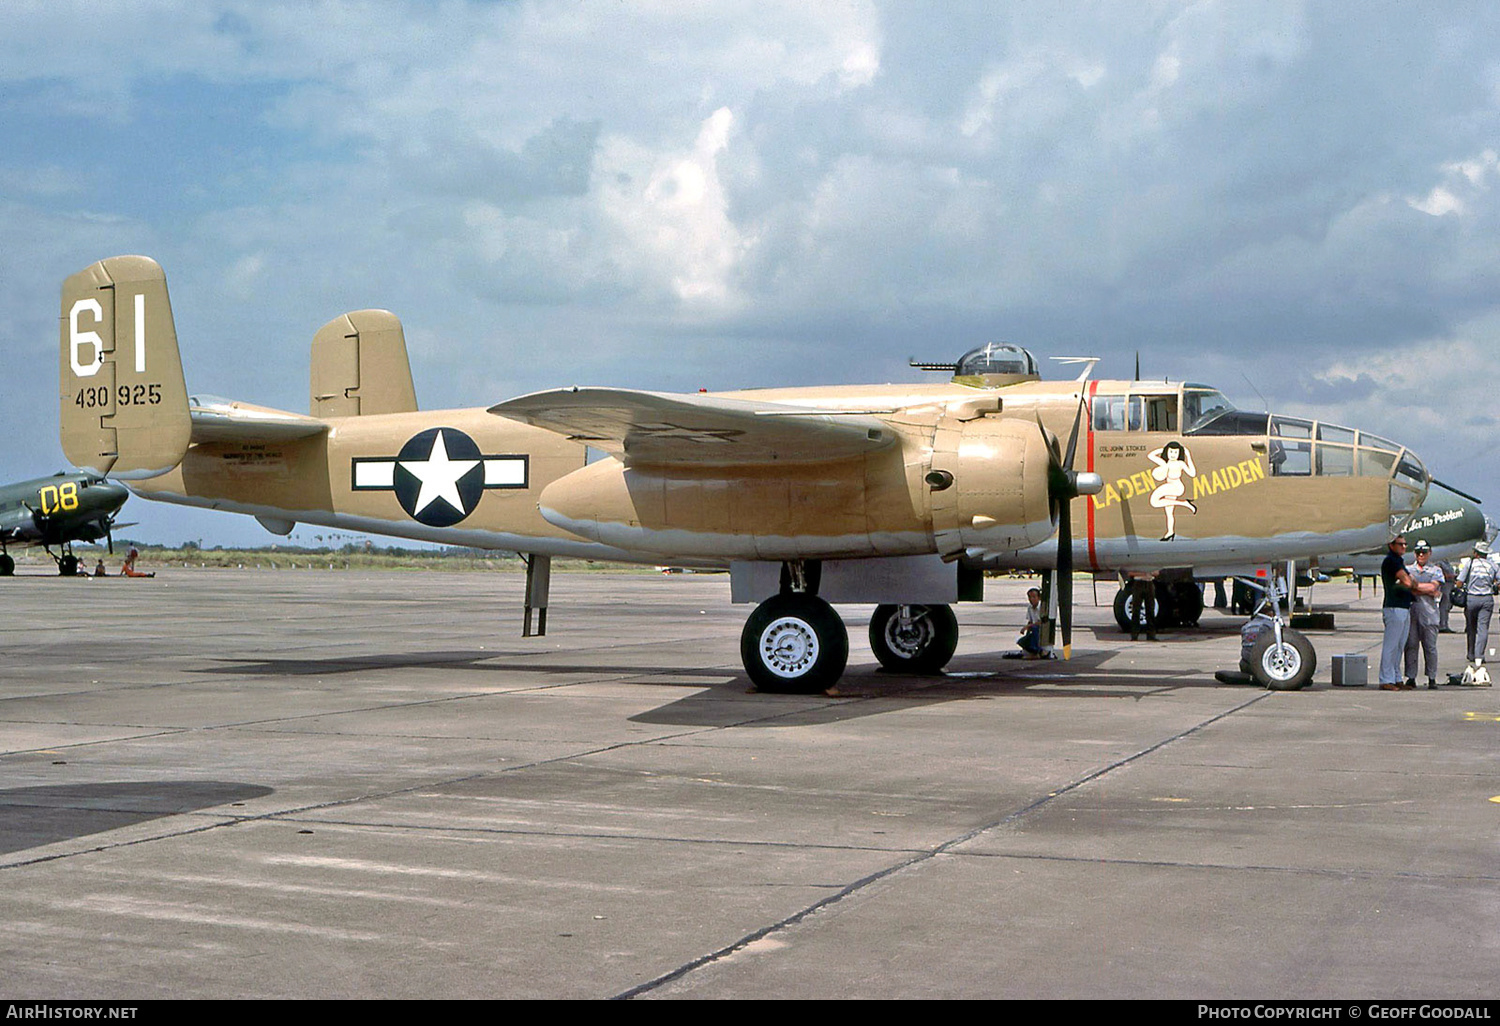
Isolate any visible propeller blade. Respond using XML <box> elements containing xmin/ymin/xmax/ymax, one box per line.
<box><xmin>1062</xmin><ymin>392</ymin><xmax>1086</xmax><ymax>472</ymax></box>
<box><xmin>1045</xmin><ymin>394</ymin><xmax>1093</xmax><ymax>660</ymax></box>
<box><xmin>1057</xmin><ymin>496</ymin><xmax>1073</xmax><ymax>659</ymax></box>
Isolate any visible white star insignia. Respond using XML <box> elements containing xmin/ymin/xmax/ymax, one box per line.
<box><xmin>400</xmin><ymin>430</ymin><xmax>480</xmax><ymax>515</ymax></box>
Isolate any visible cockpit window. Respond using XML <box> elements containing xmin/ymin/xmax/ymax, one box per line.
<box><xmin>1395</xmin><ymin>456</ymin><xmax>1426</xmax><ymax>489</ymax></box>
<box><xmin>953</xmin><ymin>343</ymin><xmax>1037</xmax><ymax>378</ymax></box>
<box><xmin>1359</xmin><ymin>449</ymin><xmax>1398</xmax><ymax>477</ymax></box>
<box><xmin>1185</xmin><ymin>409</ymin><xmax>1270</xmax><ymax>435</ymax></box>
<box><xmin>1089</xmin><ymin>392</ymin><xmax>1176</xmax><ymax>432</ymax></box>
<box><xmin>1091</xmin><ymin>394</ymin><xmax>1136</xmax><ymax>432</ymax></box>
<box><xmin>1182</xmin><ymin>388</ymin><xmax>1234</xmax><ymax>433</ymax></box>
<box><xmin>1270</xmin><ymin>415</ymin><xmax>1313</xmax><ymax>439</ymax></box>
<box><xmin>1142</xmin><ymin>395</ymin><xmax>1177</xmax><ymax>432</ymax></box>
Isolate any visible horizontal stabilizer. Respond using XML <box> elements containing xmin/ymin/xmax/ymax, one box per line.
<box><xmin>190</xmin><ymin>395</ymin><xmax>329</xmax><ymax>443</ymax></box>
<box><xmin>489</xmin><ymin>387</ymin><xmax>895</xmax><ymax>466</ymax></box>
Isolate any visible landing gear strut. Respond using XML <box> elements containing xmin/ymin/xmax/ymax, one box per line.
<box><xmin>42</xmin><ymin>545</ymin><xmax>82</xmax><ymax>576</ymax></box>
<box><xmin>1237</xmin><ymin>574</ymin><xmax>1316</xmax><ymax>691</ymax></box>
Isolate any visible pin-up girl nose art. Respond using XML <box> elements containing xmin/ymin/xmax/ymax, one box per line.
<box><xmin>1148</xmin><ymin>440</ymin><xmax>1197</xmax><ymax>541</ymax></box>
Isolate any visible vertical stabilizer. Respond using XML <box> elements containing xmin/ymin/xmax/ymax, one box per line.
<box><xmin>59</xmin><ymin>256</ymin><xmax>191</xmax><ymax>478</ymax></box>
<box><xmin>309</xmin><ymin>309</ymin><xmax>418</xmax><ymax>417</ymax></box>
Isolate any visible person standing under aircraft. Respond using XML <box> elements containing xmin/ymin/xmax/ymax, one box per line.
<box><xmin>1380</xmin><ymin>536</ymin><xmax>1437</xmax><ymax>691</ymax></box>
<box><xmin>1437</xmin><ymin>557</ymin><xmax>1457</xmax><ymax>633</ymax></box>
<box><xmin>1404</xmin><ymin>540</ymin><xmax>1443</xmax><ymax>689</ymax></box>
<box><xmin>1126</xmin><ymin>572</ymin><xmax>1158</xmax><ymax>642</ymax></box>
<box><xmin>1457</xmin><ymin>540</ymin><xmax>1499</xmax><ymax>673</ymax></box>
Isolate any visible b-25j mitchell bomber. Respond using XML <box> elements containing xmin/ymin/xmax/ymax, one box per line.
<box><xmin>60</xmin><ymin>256</ymin><xmax>1431</xmax><ymax>692</ymax></box>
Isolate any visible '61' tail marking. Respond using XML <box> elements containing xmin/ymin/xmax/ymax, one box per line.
<box><xmin>69</xmin><ymin>294</ymin><xmax>147</xmax><ymax>377</ymax></box>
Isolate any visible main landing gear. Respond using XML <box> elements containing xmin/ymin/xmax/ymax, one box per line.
<box><xmin>868</xmin><ymin>604</ymin><xmax>958</xmax><ymax>674</ymax></box>
<box><xmin>740</xmin><ymin>561</ymin><xmax>960</xmax><ymax>693</ymax></box>
<box><xmin>741</xmin><ymin>592</ymin><xmax>849</xmax><ymax>693</ymax></box>
<box><xmin>37</xmin><ymin>545</ymin><xmax>82</xmax><ymax>576</ymax></box>
<box><xmin>1112</xmin><ymin>578</ymin><xmax>1204</xmax><ymax>633</ymax></box>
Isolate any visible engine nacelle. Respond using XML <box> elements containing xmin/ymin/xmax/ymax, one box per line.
<box><xmin>929</xmin><ymin>414</ymin><xmax>1054</xmax><ymax>559</ymax></box>
<box><xmin>536</xmin><ymin>414</ymin><xmax>1056</xmax><ymax>563</ymax></box>
<box><xmin>535</xmin><ymin>453</ymin><xmax>918</xmax><ymax>561</ymax></box>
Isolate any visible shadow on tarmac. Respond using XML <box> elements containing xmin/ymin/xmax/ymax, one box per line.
<box><xmin>0</xmin><ymin>781</ymin><xmax>274</xmax><ymax>855</ymax></box>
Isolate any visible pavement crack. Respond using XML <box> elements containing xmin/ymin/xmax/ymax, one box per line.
<box><xmin>610</xmin><ymin>689</ymin><xmax>1273</xmax><ymax>999</ymax></box>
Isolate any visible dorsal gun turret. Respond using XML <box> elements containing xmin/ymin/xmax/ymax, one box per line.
<box><xmin>911</xmin><ymin>343</ymin><xmax>1041</xmax><ymax>388</ymax></box>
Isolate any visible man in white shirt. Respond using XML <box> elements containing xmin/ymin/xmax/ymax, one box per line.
<box><xmin>1404</xmin><ymin>540</ymin><xmax>1445</xmax><ymax>688</ymax></box>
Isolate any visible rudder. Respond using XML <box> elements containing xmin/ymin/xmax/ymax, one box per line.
<box><xmin>60</xmin><ymin>256</ymin><xmax>190</xmax><ymax>478</ymax></box>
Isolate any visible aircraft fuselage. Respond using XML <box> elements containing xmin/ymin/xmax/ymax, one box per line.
<box><xmin>0</xmin><ymin>472</ymin><xmax>128</xmax><ymax>550</ymax></box>
<box><xmin>129</xmin><ymin>377</ymin><xmax>1416</xmax><ymax>573</ymax></box>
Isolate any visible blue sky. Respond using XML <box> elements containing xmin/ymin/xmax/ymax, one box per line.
<box><xmin>1</xmin><ymin>0</ymin><xmax>1496</xmax><ymax>547</ymax></box>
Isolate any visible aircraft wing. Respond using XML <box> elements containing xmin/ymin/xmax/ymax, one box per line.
<box><xmin>189</xmin><ymin>396</ymin><xmax>328</xmax><ymax>444</ymax></box>
<box><xmin>489</xmin><ymin>388</ymin><xmax>895</xmax><ymax>465</ymax></box>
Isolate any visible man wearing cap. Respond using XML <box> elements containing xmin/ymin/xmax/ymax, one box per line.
<box><xmin>1404</xmin><ymin>540</ymin><xmax>1444</xmax><ymax>688</ymax></box>
<box><xmin>1458</xmin><ymin>540</ymin><xmax>1499</xmax><ymax>680</ymax></box>
<box><xmin>1380</xmin><ymin>535</ymin><xmax>1438</xmax><ymax>691</ymax></box>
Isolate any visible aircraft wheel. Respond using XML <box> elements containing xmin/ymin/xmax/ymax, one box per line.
<box><xmin>1171</xmin><ymin>581</ymin><xmax>1204</xmax><ymax>627</ymax></box>
<box><xmin>741</xmin><ymin>594</ymin><xmax>849</xmax><ymax>694</ymax></box>
<box><xmin>0</xmin><ymin>554</ymin><xmax>13</xmax><ymax>576</ymax></box>
<box><xmin>868</xmin><ymin>604</ymin><xmax>958</xmax><ymax>674</ymax></box>
<box><xmin>1248</xmin><ymin>628</ymin><xmax>1316</xmax><ymax>691</ymax></box>
<box><xmin>1113</xmin><ymin>587</ymin><xmax>1159</xmax><ymax>633</ymax></box>
<box><xmin>58</xmin><ymin>554</ymin><xmax>79</xmax><ymax>577</ymax></box>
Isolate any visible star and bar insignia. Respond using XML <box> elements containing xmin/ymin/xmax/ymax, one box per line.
<box><xmin>351</xmin><ymin>427</ymin><xmax>528</xmax><ymax>527</ymax></box>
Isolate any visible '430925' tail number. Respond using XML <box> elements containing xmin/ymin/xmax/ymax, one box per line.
<box><xmin>74</xmin><ymin>384</ymin><xmax>162</xmax><ymax>408</ymax></box>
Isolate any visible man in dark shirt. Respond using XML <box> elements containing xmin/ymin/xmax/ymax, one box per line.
<box><xmin>1380</xmin><ymin>535</ymin><xmax>1438</xmax><ymax>690</ymax></box>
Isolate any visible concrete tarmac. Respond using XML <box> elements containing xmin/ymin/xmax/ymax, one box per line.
<box><xmin>0</xmin><ymin>569</ymin><xmax>1495</xmax><ymax>999</ymax></box>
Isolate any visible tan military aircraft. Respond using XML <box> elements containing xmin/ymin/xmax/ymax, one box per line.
<box><xmin>60</xmin><ymin>256</ymin><xmax>1429</xmax><ymax>693</ymax></box>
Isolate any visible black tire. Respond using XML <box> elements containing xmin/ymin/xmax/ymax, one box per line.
<box><xmin>1113</xmin><ymin>586</ymin><xmax>1159</xmax><ymax>633</ymax></box>
<box><xmin>0</xmin><ymin>553</ymin><xmax>13</xmax><ymax>576</ymax></box>
<box><xmin>868</xmin><ymin>604</ymin><xmax>959</xmax><ymax>674</ymax></box>
<box><xmin>741</xmin><ymin>594</ymin><xmax>849</xmax><ymax>694</ymax></box>
<box><xmin>1248</xmin><ymin>627</ymin><xmax>1316</xmax><ymax>691</ymax></box>
<box><xmin>1171</xmin><ymin>581</ymin><xmax>1204</xmax><ymax>627</ymax></box>
<box><xmin>58</xmin><ymin>554</ymin><xmax>79</xmax><ymax>577</ymax></box>
<box><xmin>1154</xmin><ymin>582</ymin><xmax>1179</xmax><ymax>627</ymax></box>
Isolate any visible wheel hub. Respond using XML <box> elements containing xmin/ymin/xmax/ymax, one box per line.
<box><xmin>759</xmin><ymin>616</ymin><xmax>819</xmax><ymax>678</ymax></box>
<box><xmin>884</xmin><ymin>611</ymin><xmax>933</xmax><ymax>658</ymax></box>
<box><xmin>1262</xmin><ymin>642</ymin><xmax>1301</xmax><ymax>681</ymax></box>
